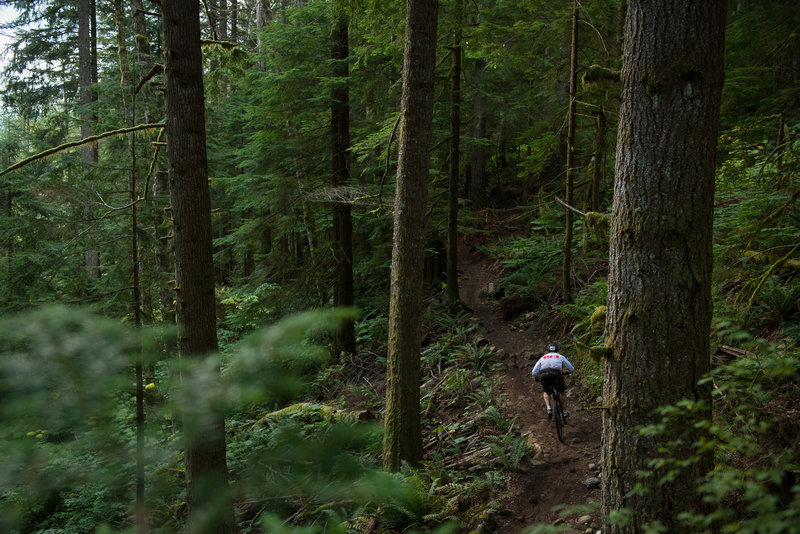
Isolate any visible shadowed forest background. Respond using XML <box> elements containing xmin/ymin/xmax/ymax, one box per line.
<box><xmin>1</xmin><ymin>0</ymin><xmax>799</xmax><ymax>533</ymax></box>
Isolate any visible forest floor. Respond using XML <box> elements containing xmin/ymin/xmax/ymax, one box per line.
<box><xmin>457</xmin><ymin>209</ymin><xmax>603</xmax><ymax>534</ymax></box>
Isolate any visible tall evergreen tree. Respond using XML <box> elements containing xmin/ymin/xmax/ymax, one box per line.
<box><xmin>78</xmin><ymin>0</ymin><xmax>99</xmax><ymax>279</ymax></box>
<box><xmin>602</xmin><ymin>1</ymin><xmax>726</xmax><ymax>531</ymax></box>
<box><xmin>562</xmin><ymin>0</ymin><xmax>578</xmax><ymax>304</ymax></box>
<box><xmin>331</xmin><ymin>9</ymin><xmax>356</xmax><ymax>356</ymax></box>
<box><xmin>446</xmin><ymin>0</ymin><xmax>462</xmax><ymax>301</ymax></box>
<box><xmin>383</xmin><ymin>0</ymin><xmax>439</xmax><ymax>472</ymax></box>
<box><xmin>162</xmin><ymin>0</ymin><xmax>235</xmax><ymax>531</ymax></box>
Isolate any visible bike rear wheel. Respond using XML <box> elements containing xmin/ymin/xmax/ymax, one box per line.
<box><xmin>552</xmin><ymin>392</ymin><xmax>564</xmax><ymax>442</ymax></box>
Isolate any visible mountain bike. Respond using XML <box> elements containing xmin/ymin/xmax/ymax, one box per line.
<box><xmin>543</xmin><ymin>372</ymin><xmax>569</xmax><ymax>442</ymax></box>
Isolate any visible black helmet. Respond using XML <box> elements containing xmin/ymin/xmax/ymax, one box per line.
<box><xmin>547</xmin><ymin>343</ymin><xmax>557</xmax><ymax>352</ymax></box>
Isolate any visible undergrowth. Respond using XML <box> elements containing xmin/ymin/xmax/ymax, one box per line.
<box><xmin>0</xmin><ymin>299</ymin><xmax>524</xmax><ymax>533</ymax></box>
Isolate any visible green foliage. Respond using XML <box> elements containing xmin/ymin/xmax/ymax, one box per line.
<box><xmin>0</xmin><ymin>306</ymin><xmax>382</xmax><ymax>532</ymax></box>
<box><xmin>632</xmin><ymin>340</ymin><xmax>800</xmax><ymax>534</ymax></box>
<box><xmin>217</xmin><ymin>282</ymin><xmax>281</xmax><ymax>347</ymax></box>
<box><xmin>0</xmin><ymin>307</ymin><xmax>158</xmax><ymax>533</ymax></box>
<box><xmin>488</xmin><ymin>429</ymin><xmax>531</xmax><ymax>470</ymax></box>
<box><xmin>478</xmin><ymin>231</ymin><xmax>563</xmax><ymax>300</ymax></box>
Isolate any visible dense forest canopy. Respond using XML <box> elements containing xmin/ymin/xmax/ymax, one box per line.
<box><xmin>1</xmin><ymin>0</ymin><xmax>798</xmax><ymax>533</ymax></box>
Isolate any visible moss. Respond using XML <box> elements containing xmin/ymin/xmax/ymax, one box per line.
<box><xmin>590</xmin><ymin>305</ymin><xmax>607</xmax><ymax>330</ymax></box>
<box><xmin>586</xmin><ymin>212</ymin><xmax>611</xmax><ymax>235</ymax></box>
<box><xmin>582</xmin><ymin>64</ymin><xmax>621</xmax><ymax>88</ymax></box>
<box><xmin>589</xmin><ymin>345</ymin><xmax>613</xmax><ymax>363</ymax></box>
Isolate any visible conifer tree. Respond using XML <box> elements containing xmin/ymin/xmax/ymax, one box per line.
<box><xmin>331</xmin><ymin>9</ymin><xmax>356</xmax><ymax>356</ymax></box>
<box><xmin>383</xmin><ymin>0</ymin><xmax>439</xmax><ymax>472</ymax></box>
<box><xmin>602</xmin><ymin>1</ymin><xmax>726</xmax><ymax>531</ymax></box>
<box><xmin>162</xmin><ymin>0</ymin><xmax>235</xmax><ymax>530</ymax></box>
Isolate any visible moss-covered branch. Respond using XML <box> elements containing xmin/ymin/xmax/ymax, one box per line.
<box><xmin>581</xmin><ymin>64</ymin><xmax>621</xmax><ymax>87</ymax></box>
<box><xmin>745</xmin><ymin>241</ymin><xmax>800</xmax><ymax>307</ymax></box>
<box><xmin>0</xmin><ymin>122</ymin><xmax>165</xmax><ymax>178</ymax></box>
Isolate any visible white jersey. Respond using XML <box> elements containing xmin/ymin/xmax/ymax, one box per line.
<box><xmin>532</xmin><ymin>352</ymin><xmax>575</xmax><ymax>377</ymax></box>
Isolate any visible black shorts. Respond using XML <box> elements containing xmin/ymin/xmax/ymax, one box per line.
<box><xmin>539</xmin><ymin>369</ymin><xmax>565</xmax><ymax>393</ymax></box>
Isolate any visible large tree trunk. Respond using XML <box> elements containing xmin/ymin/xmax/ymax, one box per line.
<box><xmin>382</xmin><ymin>0</ymin><xmax>439</xmax><ymax>472</ymax></box>
<box><xmin>562</xmin><ymin>0</ymin><xmax>578</xmax><ymax>304</ymax></box>
<box><xmin>446</xmin><ymin>0</ymin><xmax>462</xmax><ymax>301</ymax></box>
<box><xmin>331</xmin><ymin>12</ymin><xmax>356</xmax><ymax>357</ymax></box>
<box><xmin>163</xmin><ymin>1</ymin><xmax>235</xmax><ymax>532</ymax></box>
<box><xmin>602</xmin><ymin>1</ymin><xmax>726</xmax><ymax>532</ymax></box>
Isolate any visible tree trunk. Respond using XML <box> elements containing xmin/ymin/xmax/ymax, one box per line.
<box><xmin>4</xmin><ymin>187</ymin><xmax>11</xmax><ymax>299</ymax></box>
<box><xmin>130</xmin><ymin>0</ymin><xmax>150</xmax><ymax>63</ymax></box>
<box><xmin>113</xmin><ymin>0</ymin><xmax>130</xmax><ymax>88</ymax></box>
<box><xmin>154</xmin><ymin>169</ymin><xmax>175</xmax><ymax>324</ymax></box>
<box><xmin>331</xmin><ymin>12</ymin><xmax>356</xmax><ymax>357</ymax></box>
<box><xmin>602</xmin><ymin>1</ymin><xmax>726</xmax><ymax>532</ymax></box>
<box><xmin>230</xmin><ymin>0</ymin><xmax>238</xmax><ymax>43</ymax></box>
<box><xmin>219</xmin><ymin>0</ymin><xmax>228</xmax><ymax>41</ymax></box>
<box><xmin>383</xmin><ymin>0</ymin><xmax>439</xmax><ymax>472</ymax></box>
<box><xmin>470</xmin><ymin>59</ymin><xmax>487</xmax><ymax>210</ymax></box>
<box><xmin>79</xmin><ymin>0</ymin><xmax>99</xmax><ymax>279</ymax></box>
<box><xmin>592</xmin><ymin>110</ymin><xmax>606</xmax><ymax>212</ymax></box>
<box><xmin>562</xmin><ymin>0</ymin><xmax>578</xmax><ymax>304</ymax></box>
<box><xmin>130</xmin><ymin>119</ymin><xmax>146</xmax><ymax>534</ymax></box>
<box><xmin>78</xmin><ymin>0</ymin><xmax>96</xmax><ymax>163</ymax></box>
<box><xmin>113</xmin><ymin>4</ymin><xmax>147</xmax><ymax>528</ymax></box>
<box><xmin>163</xmin><ymin>1</ymin><xmax>235</xmax><ymax>531</ymax></box>
<box><xmin>446</xmin><ymin>0</ymin><xmax>462</xmax><ymax>301</ymax></box>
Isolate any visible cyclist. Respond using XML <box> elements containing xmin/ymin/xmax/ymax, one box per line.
<box><xmin>532</xmin><ymin>343</ymin><xmax>574</xmax><ymax>420</ymax></box>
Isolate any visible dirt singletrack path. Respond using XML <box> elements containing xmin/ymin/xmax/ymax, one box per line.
<box><xmin>458</xmin><ymin>215</ymin><xmax>603</xmax><ymax>533</ymax></box>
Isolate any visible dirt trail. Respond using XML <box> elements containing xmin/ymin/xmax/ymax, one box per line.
<box><xmin>458</xmin><ymin>215</ymin><xmax>603</xmax><ymax>533</ymax></box>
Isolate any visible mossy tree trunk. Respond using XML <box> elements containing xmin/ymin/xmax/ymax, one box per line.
<box><xmin>331</xmin><ymin>11</ymin><xmax>356</xmax><ymax>357</ymax></box>
<box><xmin>562</xmin><ymin>0</ymin><xmax>578</xmax><ymax>304</ymax></box>
<box><xmin>383</xmin><ymin>0</ymin><xmax>439</xmax><ymax>472</ymax></box>
<box><xmin>602</xmin><ymin>1</ymin><xmax>726</xmax><ymax>532</ymax></box>
<box><xmin>163</xmin><ymin>1</ymin><xmax>235</xmax><ymax>531</ymax></box>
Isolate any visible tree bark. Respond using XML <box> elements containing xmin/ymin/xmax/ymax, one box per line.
<box><xmin>130</xmin><ymin>0</ymin><xmax>150</xmax><ymax>63</ymax></box>
<box><xmin>446</xmin><ymin>0</ymin><xmax>462</xmax><ymax>301</ymax></box>
<box><xmin>383</xmin><ymin>0</ymin><xmax>439</xmax><ymax>472</ymax></box>
<box><xmin>163</xmin><ymin>1</ymin><xmax>235</xmax><ymax>531</ymax></box>
<box><xmin>562</xmin><ymin>0</ymin><xmax>578</xmax><ymax>304</ymax></box>
<box><xmin>331</xmin><ymin>12</ymin><xmax>356</xmax><ymax>357</ymax></box>
<box><xmin>602</xmin><ymin>1</ymin><xmax>726</xmax><ymax>532</ymax></box>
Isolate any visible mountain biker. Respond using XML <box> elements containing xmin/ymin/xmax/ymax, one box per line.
<box><xmin>532</xmin><ymin>343</ymin><xmax>574</xmax><ymax>420</ymax></box>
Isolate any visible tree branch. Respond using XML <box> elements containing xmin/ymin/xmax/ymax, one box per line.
<box><xmin>0</xmin><ymin>122</ymin><xmax>165</xmax><ymax>178</ymax></box>
<box><xmin>555</xmin><ymin>195</ymin><xmax>586</xmax><ymax>217</ymax></box>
